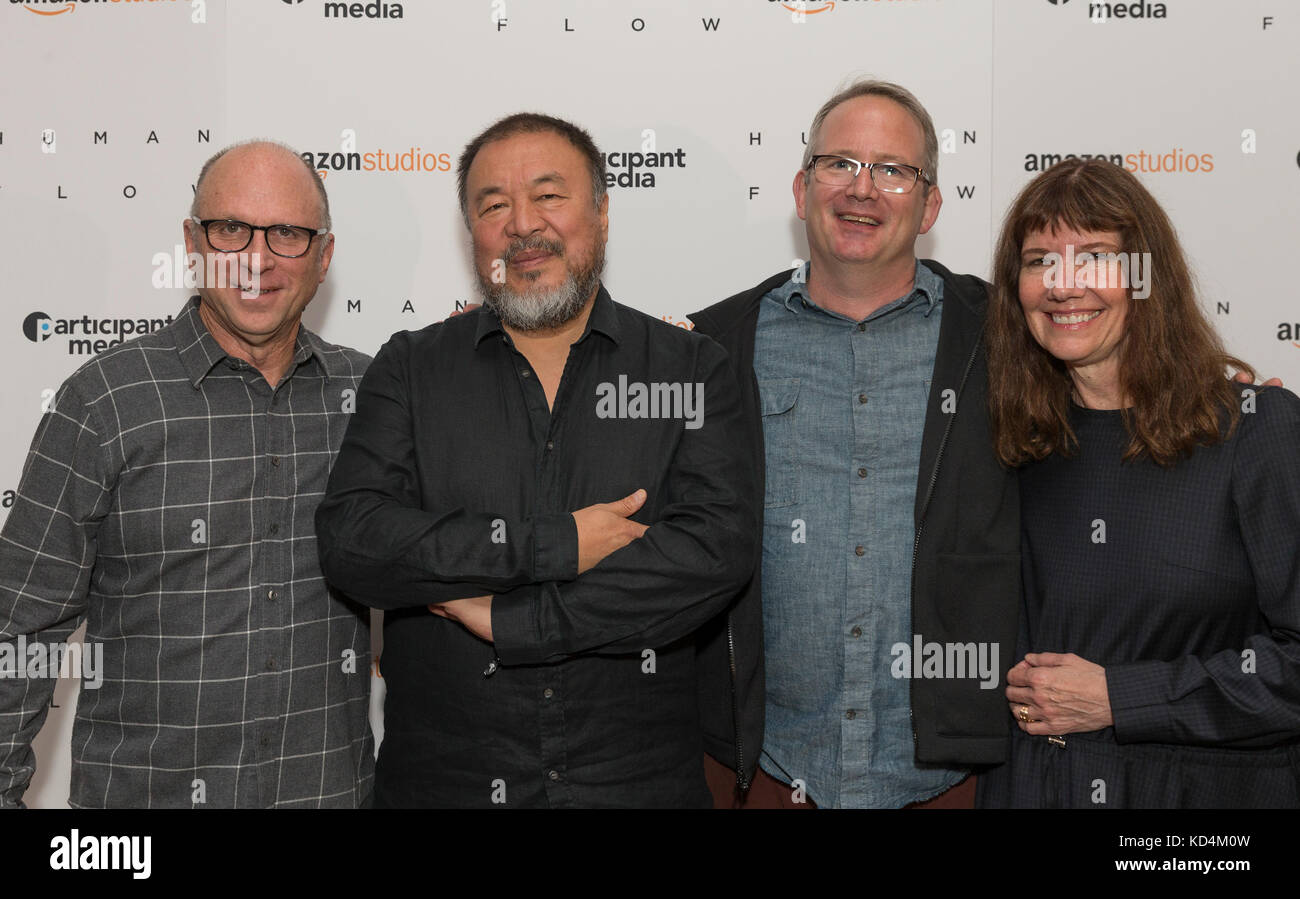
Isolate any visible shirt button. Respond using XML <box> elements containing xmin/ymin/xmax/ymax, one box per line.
<box><xmin>858</xmin><ymin>393</ymin><xmax>868</xmax><ymax>404</ymax></box>
<box><xmin>267</xmin><ymin>589</ymin><xmax>278</xmax><ymax>601</ymax></box>
<box><xmin>855</xmin><ymin>546</ymin><xmax>865</xmax><ymax>557</ymax></box>
<box><xmin>857</xmin><ymin>322</ymin><xmax>866</xmax><ymax>332</ymax></box>
<box><xmin>548</xmin><ymin>770</ymin><xmax>560</xmax><ymax>782</ymax></box>
<box><xmin>851</xmin><ymin>626</ymin><xmax>862</xmax><ymax>638</ymax></box>
<box><xmin>857</xmin><ymin>467</ymin><xmax>867</xmax><ymax>478</ymax></box>
<box><xmin>270</xmin><ymin>455</ymin><xmax>281</xmax><ymax>467</ymax></box>
<box><xmin>545</xmin><ymin>441</ymin><xmax>554</xmax><ymax>451</ymax></box>
<box><xmin>520</xmin><ymin>369</ymin><xmax>532</xmax><ymax>379</ymax></box>
<box><xmin>269</xmin><ymin>523</ymin><xmax>279</xmax><ymax>535</ymax></box>
<box><xmin>543</xmin><ymin>688</ymin><xmax>554</xmax><ymax>699</ymax></box>
<box><xmin>266</xmin><ymin>658</ymin><xmax>277</xmax><ymax>671</ymax></box>
<box><xmin>845</xmin><ymin>709</ymin><xmax>857</xmax><ymax>720</ymax></box>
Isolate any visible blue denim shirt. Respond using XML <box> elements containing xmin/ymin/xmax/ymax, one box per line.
<box><xmin>753</xmin><ymin>261</ymin><xmax>966</xmax><ymax>807</ymax></box>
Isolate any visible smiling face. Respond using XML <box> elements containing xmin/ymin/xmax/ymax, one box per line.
<box><xmin>183</xmin><ymin>144</ymin><xmax>333</xmax><ymax>358</ymax></box>
<box><xmin>1018</xmin><ymin>224</ymin><xmax>1131</xmax><ymax>394</ymax></box>
<box><xmin>794</xmin><ymin>95</ymin><xmax>941</xmax><ymax>280</ymax></box>
<box><xmin>465</xmin><ymin>130</ymin><xmax>608</xmax><ymax>331</ymax></box>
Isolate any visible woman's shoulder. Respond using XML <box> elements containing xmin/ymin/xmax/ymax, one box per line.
<box><xmin>1232</xmin><ymin>381</ymin><xmax>1300</xmax><ymax>419</ymax></box>
<box><xmin>1227</xmin><ymin>382</ymin><xmax>1300</xmax><ymax>453</ymax></box>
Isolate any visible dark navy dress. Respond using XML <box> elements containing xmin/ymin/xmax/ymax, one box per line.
<box><xmin>979</xmin><ymin>387</ymin><xmax>1300</xmax><ymax>808</ymax></box>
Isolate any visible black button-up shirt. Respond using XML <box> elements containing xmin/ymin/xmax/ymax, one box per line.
<box><xmin>316</xmin><ymin>287</ymin><xmax>758</xmax><ymax>807</ymax></box>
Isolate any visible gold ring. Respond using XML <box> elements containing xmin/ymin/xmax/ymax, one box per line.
<box><xmin>1018</xmin><ymin>706</ymin><xmax>1031</xmax><ymax>723</ymax></box>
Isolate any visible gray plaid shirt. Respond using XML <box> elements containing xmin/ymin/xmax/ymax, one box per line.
<box><xmin>0</xmin><ymin>297</ymin><xmax>374</xmax><ymax>808</ymax></box>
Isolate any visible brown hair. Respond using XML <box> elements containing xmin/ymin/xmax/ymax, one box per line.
<box><xmin>986</xmin><ymin>158</ymin><xmax>1252</xmax><ymax>467</ymax></box>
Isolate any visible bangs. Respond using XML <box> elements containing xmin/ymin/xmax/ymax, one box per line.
<box><xmin>1010</xmin><ymin>162</ymin><xmax>1137</xmax><ymax>248</ymax></box>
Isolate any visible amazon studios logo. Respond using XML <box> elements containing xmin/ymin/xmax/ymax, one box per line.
<box><xmin>24</xmin><ymin>311</ymin><xmax>173</xmax><ymax>355</ymax></box>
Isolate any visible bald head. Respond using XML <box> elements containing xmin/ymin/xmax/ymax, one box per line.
<box><xmin>191</xmin><ymin>140</ymin><xmax>331</xmax><ymax>230</ymax></box>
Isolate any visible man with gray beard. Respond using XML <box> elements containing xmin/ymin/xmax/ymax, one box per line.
<box><xmin>480</xmin><ymin>230</ymin><xmax>598</xmax><ymax>331</ymax></box>
<box><xmin>315</xmin><ymin>113</ymin><xmax>759</xmax><ymax>807</ymax></box>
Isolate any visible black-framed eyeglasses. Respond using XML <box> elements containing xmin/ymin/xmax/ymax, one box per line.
<box><xmin>807</xmin><ymin>155</ymin><xmax>931</xmax><ymax>194</ymax></box>
<box><xmin>190</xmin><ymin>216</ymin><xmax>328</xmax><ymax>258</ymax></box>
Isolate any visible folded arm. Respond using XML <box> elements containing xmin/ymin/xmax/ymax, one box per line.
<box><xmin>315</xmin><ymin>332</ymin><xmax>580</xmax><ymax>610</ymax></box>
<box><xmin>491</xmin><ymin>341</ymin><xmax>760</xmax><ymax>663</ymax></box>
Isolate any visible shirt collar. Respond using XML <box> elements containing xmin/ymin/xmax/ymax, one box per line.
<box><xmin>775</xmin><ymin>260</ymin><xmax>942</xmax><ymax>319</ymax></box>
<box><xmin>473</xmin><ymin>283</ymin><xmax>622</xmax><ymax>349</ymax></box>
<box><xmin>911</xmin><ymin>260</ymin><xmax>943</xmax><ymax>315</ymax></box>
<box><xmin>175</xmin><ymin>296</ymin><xmax>325</xmax><ymax>387</ymax></box>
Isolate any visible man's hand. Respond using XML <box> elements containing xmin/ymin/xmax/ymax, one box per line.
<box><xmin>1004</xmin><ymin>652</ymin><xmax>1112</xmax><ymax>735</ymax></box>
<box><xmin>447</xmin><ymin>302</ymin><xmax>483</xmax><ymax>319</ymax></box>
<box><xmin>572</xmin><ymin>489</ymin><xmax>649</xmax><ymax>574</ymax></box>
<box><xmin>1232</xmin><ymin>370</ymin><xmax>1283</xmax><ymax>388</ymax></box>
<box><xmin>428</xmin><ymin>595</ymin><xmax>493</xmax><ymax>642</ymax></box>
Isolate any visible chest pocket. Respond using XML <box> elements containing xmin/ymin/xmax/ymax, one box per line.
<box><xmin>759</xmin><ymin>378</ymin><xmax>800</xmax><ymax>508</ymax></box>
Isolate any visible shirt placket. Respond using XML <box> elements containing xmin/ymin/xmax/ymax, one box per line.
<box><xmin>843</xmin><ymin>318</ymin><xmax>878</xmax><ymax>806</ymax></box>
<box><xmin>508</xmin><ymin>337</ymin><xmax>578</xmax><ymax>808</ymax></box>
<box><xmin>252</xmin><ymin>369</ymin><xmax>291</xmax><ymax>806</ymax></box>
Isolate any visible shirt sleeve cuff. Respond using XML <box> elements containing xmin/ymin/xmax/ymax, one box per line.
<box><xmin>1107</xmin><ymin>660</ymin><xmax>1175</xmax><ymax>744</ymax></box>
<box><xmin>532</xmin><ymin>513</ymin><xmax>578</xmax><ymax>582</ymax></box>
<box><xmin>492</xmin><ymin>584</ymin><xmax>544</xmax><ymax>666</ymax></box>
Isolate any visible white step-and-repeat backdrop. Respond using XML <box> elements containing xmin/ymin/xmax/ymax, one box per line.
<box><xmin>2</xmin><ymin>0</ymin><xmax>1295</xmax><ymax>807</ymax></box>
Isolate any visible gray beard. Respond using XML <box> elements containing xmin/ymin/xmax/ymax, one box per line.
<box><xmin>478</xmin><ymin>239</ymin><xmax>604</xmax><ymax>332</ymax></box>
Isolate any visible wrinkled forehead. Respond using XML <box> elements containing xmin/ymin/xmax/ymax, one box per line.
<box><xmin>197</xmin><ymin>149</ymin><xmax>325</xmax><ymax>223</ymax></box>
<box><xmin>817</xmin><ymin>96</ymin><xmax>925</xmax><ymax>159</ymax></box>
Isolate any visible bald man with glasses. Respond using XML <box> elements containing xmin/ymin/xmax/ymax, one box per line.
<box><xmin>0</xmin><ymin>141</ymin><xmax>374</xmax><ymax>809</ymax></box>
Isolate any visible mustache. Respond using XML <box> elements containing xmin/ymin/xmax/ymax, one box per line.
<box><xmin>503</xmin><ymin>235</ymin><xmax>565</xmax><ymax>263</ymax></box>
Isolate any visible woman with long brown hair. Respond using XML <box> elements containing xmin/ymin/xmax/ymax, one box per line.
<box><xmin>977</xmin><ymin>158</ymin><xmax>1300</xmax><ymax>807</ymax></box>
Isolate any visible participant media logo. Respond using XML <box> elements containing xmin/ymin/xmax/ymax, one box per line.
<box><xmin>1046</xmin><ymin>0</ymin><xmax>1169</xmax><ymax>20</ymax></box>
<box><xmin>323</xmin><ymin>1</ymin><xmax>405</xmax><ymax>19</ymax></box>
<box><xmin>23</xmin><ymin>312</ymin><xmax>53</xmax><ymax>343</ymax></box>
<box><xmin>603</xmin><ymin>146</ymin><xmax>688</xmax><ymax>190</ymax></box>
<box><xmin>23</xmin><ymin>311</ymin><xmax>174</xmax><ymax>355</ymax></box>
